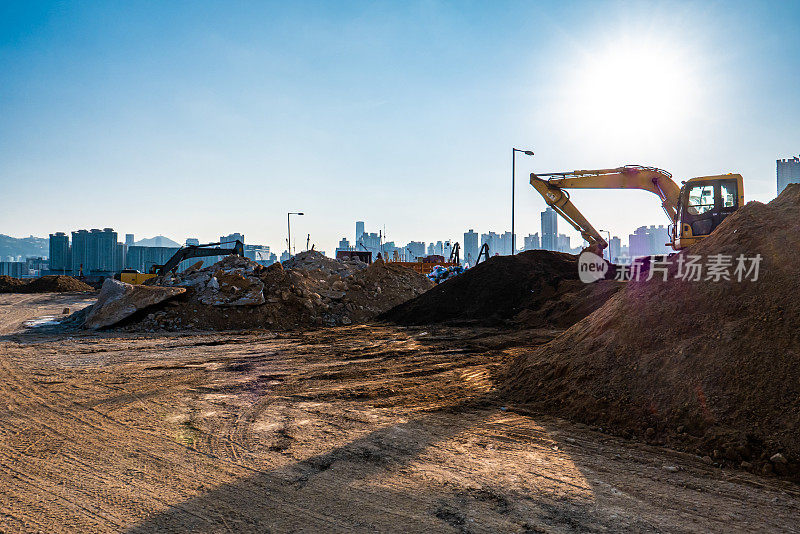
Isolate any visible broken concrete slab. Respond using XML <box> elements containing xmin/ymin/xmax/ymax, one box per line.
<box><xmin>83</xmin><ymin>278</ymin><xmax>186</xmax><ymax>330</ymax></box>
<box><xmin>197</xmin><ymin>269</ymin><xmax>265</xmax><ymax>306</ymax></box>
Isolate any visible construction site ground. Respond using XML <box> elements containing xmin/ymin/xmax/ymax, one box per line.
<box><xmin>2</xmin><ymin>293</ymin><xmax>800</xmax><ymax>533</ymax></box>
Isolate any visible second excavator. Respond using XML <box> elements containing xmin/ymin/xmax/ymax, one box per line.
<box><xmin>529</xmin><ymin>165</ymin><xmax>744</xmax><ymax>253</ymax></box>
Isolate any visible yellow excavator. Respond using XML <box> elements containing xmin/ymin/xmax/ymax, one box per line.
<box><xmin>529</xmin><ymin>165</ymin><xmax>744</xmax><ymax>253</ymax></box>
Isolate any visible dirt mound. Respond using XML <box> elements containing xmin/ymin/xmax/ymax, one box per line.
<box><xmin>507</xmin><ymin>184</ymin><xmax>800</xmax><ymax>478</ymax></box>
<box><xmin>282</xmin><ymin>250</ymin><xmax>367</xmax><ymax>276</ymax></box>
<box><xmin>0</xmin><ymin>275</ymin><xmax>94</xmax><ymax>293</ymax></box>
<box><xmin>381</xmin><ymin>250</ymin><xmax>621</xmax><ymax>327</ymax></box>
<box><xmin>121</xmin><ymin>255</ymin><xmax>433</xmax><ymax>332</ymax></box>
<box><xmin>0</xmin><ymin>275</ymin><xmax>26</xmax><ymax>292</ymax></box>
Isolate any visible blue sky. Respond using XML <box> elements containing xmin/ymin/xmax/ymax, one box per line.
<box><xmin>1</xmin><ymin>1</ymin><xmax>799</xmax><ymax>254</ymax></box>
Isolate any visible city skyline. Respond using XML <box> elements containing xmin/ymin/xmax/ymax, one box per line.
<box><xmin>3</xmin><ymin>2</ymin><xmax>800</xmax><ymax>256</ymax></box>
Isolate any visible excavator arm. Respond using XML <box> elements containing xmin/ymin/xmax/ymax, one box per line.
<box><xmin>530</xmin><ymin>165</ymin><xmax>682</xmax><ymax>251</ymax></box>
<box><xmin>151</xmin><ymin>240</ymin><xmax>245</xmax><ymax>275</ymax></box>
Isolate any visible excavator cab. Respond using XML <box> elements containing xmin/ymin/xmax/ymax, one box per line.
<box><xmin>673</xmin><ymin>175</ymin><xmax>744</xmax><ymax>249</ymax></box>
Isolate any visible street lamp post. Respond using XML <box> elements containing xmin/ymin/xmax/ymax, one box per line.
<box><xmin>287</xmin><ymin>212</ymin><xmax>304</xmax><ymax>256</ymax></box>
<box><xmin>512</xmin><ymin>148</ymin><xmax>534</xmax><ymax>255</ymax></box>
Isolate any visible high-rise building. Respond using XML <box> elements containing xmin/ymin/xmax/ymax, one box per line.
<box><xmin>480</xmin><ymin>232</ymin><xmax>499</xmax><ymax>256</ymax></box>
<box><xmin>608</xmin><ymin>236</ymin><xmax>622</xmax><ymax>262</ymax></box>
<box><xmin>501</xmin><ymin>231</ymin><xmax>513</xmax><ymax>255</ymax></box>
<box><xmin>556</xmin><ymin>234</ymin><xmax>570</xmax><ymax>253</ymax></box>
<box><xmin>185</xmin><ymin>238</ymin><xmax>200</xmax><ymax>246</ymax></box>
<box><xmin>49</xmin><ymin>232</ymin><xmax>71</xmax><ymax>273</ymax></box>
<box><xmin>336</xmin><ymin>237</ymin><xmax>351</xmax><ymax>253</ymax></box>
<box><xmin>126</xmin><ymin>246</ymin><xmax>180</xmax><ymax>273</ymax></box>
<box><xmin>355</xmin><ymin>221</ymin><xmax>365</xmax><ymax>245</ymax></box>
<box><xmin>463</xmin><ymin>230</ymin><xmax>479</xmax><ymax>265</ymax></box>
<box><xmin>125</xmin><ymin>234</ymin><xmax>135</xmax><ymax>246</ymax></box>
<box><xmin>541</xmin><ymin>207</ymin><xmax>558</xmax><ymax>251</ymax></box>
<box><xmin>406</xmin><ymin>241</ymin><xmax>425</xmax><ymax>260</ymax></box>
<box><xmin>628</xmin><ymin>225</ymin><xmax>670</xmax><ymax>258</ymax></box>
<box><xmin>69</xmin><ymin>228</ymin><xmax>121</xmax><ymax>275</ymax></box>
<box><xmin>0</xmin><ymin>262</ymin><xmax>27</xmax><ymax>277</ymax></box>
<box><xmin>523</xmin><ymin>233</ymin><xmax>540</xmax><ymax>251</ymax></box>
<box><xmin>777</xmin><ymin>156</ymin><xmax>800</xmax><ymax>194</ymax></box>
<box><xmin>220</xmin><ymin>233</ymin><xmax>244</xmax><ymax>244</ymax></box>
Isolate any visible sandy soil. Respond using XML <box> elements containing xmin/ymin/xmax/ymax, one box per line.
<box><xmin>1</xmin><ymin>293</ymin><xmax>799</xmax><ymax>533</ymax></box>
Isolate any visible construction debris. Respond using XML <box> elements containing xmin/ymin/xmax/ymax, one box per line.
<box><xmin>426</xmin><ymin>264</ymin><xmax>464</xmax><ymax>284</ymax></box>
<box><xmin>83</xmin><ymin>279</ymin><xmax>186</xmax><ymax>330</ymax></box>
<box><xmin>281</xmin><ymin>250</ymin><xmax>368</xmax><ymax>277</ymax></box>
<box><xmin>104</xmin><ymin>254</ymin><xmax>432</xmax><ymax>332</ymax></box>
<box><xmin>0</xmin><ymin>275</ymin><xmax>94</xmax><ymax>293</ymax></box>
<box><xmin>506</xmin><ymin>184</ymin><xmax>800</xmax><ymax>477</ymax></box>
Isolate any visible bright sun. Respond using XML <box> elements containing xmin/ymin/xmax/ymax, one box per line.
<box><xmin>559</xmin><ymin>38</ymin><xmax>701</xmax><ymax>145</ymax></box>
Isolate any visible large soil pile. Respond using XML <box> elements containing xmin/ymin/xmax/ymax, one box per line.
<box><xmin>0</xmin><ymin>275</ymin><xmax>94</xmax><ymax>293</ymax></box>
<box><xmin>507</xmin><ymin>185</ymin><xmax>800</xmax><ymax>478</ymax></box>
<box><xmin>119</xmin><ymin>255</ymin><xmax>433</xmax><ymax>331</ymax></box>
<box><xmin>381</xmin><ymin>250</ymin><xmax>622</xmax><ymax>327</ymax></box>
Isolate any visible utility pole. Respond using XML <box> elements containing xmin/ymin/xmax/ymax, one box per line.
<box><xmin>511</xmin><ymin>148</ymin><xmax>535</xmax><ymax>255</ymax></box>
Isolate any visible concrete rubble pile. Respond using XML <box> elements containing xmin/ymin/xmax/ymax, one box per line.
<box><xmin>281</xmin><ymin>250</ymin><xmax>368</xmax><ymax>277</ymax></box>
<box><xmin>79</xmin><ymin>252</ymin><xmax>433</xmax><ymax>332</ymax></box>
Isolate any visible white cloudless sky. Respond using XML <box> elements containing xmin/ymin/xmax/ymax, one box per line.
<box><xmin>1</xmin><ymin>1</ymin><xmax>798</xmax><ymax>254</ymax></box>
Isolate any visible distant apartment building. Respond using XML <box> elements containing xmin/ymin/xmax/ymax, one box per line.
<box><xmin>777</xmin><ymin>156</ymin><xmax>800</xmax><ymax>194</ymax></box>
<box><xmin>628</xmin><ymin>225</ymin><xmax>671</xmax><ymax>258</ymax></box>
<box><xmin>480</xmin><ymin>232</ymin><xmax>499</xmax><ymax>256</ymax></box>
<box><xmin>541</xmin><ymin>208</ymin><xmax>558</xmax><ymax>251</ymax></box>
<box><xmin>336</xmin><ymin>237</ymin><xmax>352</xmax><ymax>253</ymax></box>
<box><xmin>0</xmin><ymin>262</ymin><xmax>27</xmax><ymax>277</ymax></box>
<box><xmin>523</xmin><ymin>233</ymin><xmax>540</xmax><ymax>251</ymax></box>
<box><xmin>26</xmin><ymin>257</ymin><xmax>48</xmax><ymax>276</ymax></box>
<box><xmin>463</xmin><ymin>230</ymin><xmax>479</xmax><ymax>265</ymax></box>
<box><xmin>125</xmin><ymin>246</ymin><xmax>180</xmax><ymax>273</ymax></box>
<box><xmin>220</xmin><ymin>233</ymin><xmax>244</xmax><ymax>244</ymax></box>
<box><xmin>49</xmin><ymin>232</ymin><xmax>71</xmax><ymax>274</ymax></box>
<box><xmin>185</xmin><ymin>238</ymin><xmax>200</xmax><ymax>246</ymax></box>
<box><xmin>556</xmin><ymin>234</ymin><xmax>571</xmax><ymax>253</ymax></box>
<box><xmin>70</xmin><ymin>228</ymin><xmax>123</xmax><ymax>276</ymax></box>
<box><xmin>608</xmin><ymin>236</ymin><xmax>622</xmax><ymax>262</ymax></box>
<box><xmin>442</xmin><ymin>241</ymin><xmax>452</xmax><ymax>261</ymax></box>
<box><xmin>125</xmin><ymin>234</ymin><xmax>135</xmax><ymax>246</ymax></box>
<box><xmin>405</xmin><ymin>241</ymin><xmax>425</xmax><ymax>261</ymax></box>
<box><xmin>244</xmin><ymin>244</ymin><xmax>275</xmax><ymax>266</ymax></box>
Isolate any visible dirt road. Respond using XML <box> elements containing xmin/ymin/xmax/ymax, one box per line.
<box><xmin>1</xmin><ymin>293</ymin><xmax>799</xmax><ymax>532</ymax></box>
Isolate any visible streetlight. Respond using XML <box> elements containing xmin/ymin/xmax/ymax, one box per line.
<box><xmin>512</xmin><ymin>148</ymin><xmax>535</xmax><ymax>255</ymax></box>
<box><xmin>599</xmin><ymin>229</ymin><xmax>612</xmax><ymax>260</ymax></box>
<box><xmin>287</xmin><ymin>212</ymin><xmax>304</xmax><ymax>256</ymax></box>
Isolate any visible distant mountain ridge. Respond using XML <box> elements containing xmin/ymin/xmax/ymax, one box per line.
<box><xmin>0</xmin><ymin>234</ymin><xmax>48</xmax><ymax>259</ymax></box>
<box><xmin>134</xmin><ymin>236</ymin><xmax>181</xmax><ymax>248</ymax></box>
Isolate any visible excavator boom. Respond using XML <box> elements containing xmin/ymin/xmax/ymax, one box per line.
<box><xmin>530</xmin><ymin>165</ymin><xmax>682</xmax><ymax>251</ymax></box>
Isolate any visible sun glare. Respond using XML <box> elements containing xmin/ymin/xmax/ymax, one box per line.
<box><xmin>558</xmin><ymin>37</ymin><xmax>702</xmax><ymax>145</ymax></box>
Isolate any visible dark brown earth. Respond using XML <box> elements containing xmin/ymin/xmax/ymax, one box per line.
<box><xmin>380</xmin><ymin>250</ymin><xmax>621</xmax><ymax>327</ymax></box>
<box><xmin>507</xmin><ymin>184</ymin><xmax>800</xmax><ymax>479</ymax></box>
<box><xmin>2</xmin><ymin>293</ymin><xmax>800</xmax><ymax>532</ymax></box>
<box><xmin>0</xmin><ymin>275</ymin><xmax>94</xmax><ymax>293</ymax></box>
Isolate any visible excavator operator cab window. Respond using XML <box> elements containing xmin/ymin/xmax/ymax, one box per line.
<box><xmin>680</xmin><ymin>179</ymin><xmax>739</xmax><ymax>238</ymax></box>
<box><xmin>721</xmin><ymin>181</ymin><xmax>737</xmax><ymax>208</ymax></box>
<box><xmin>686</xmin><ymin>184</ymin><xmax>715</xmax><ymax>215</ymax></box>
